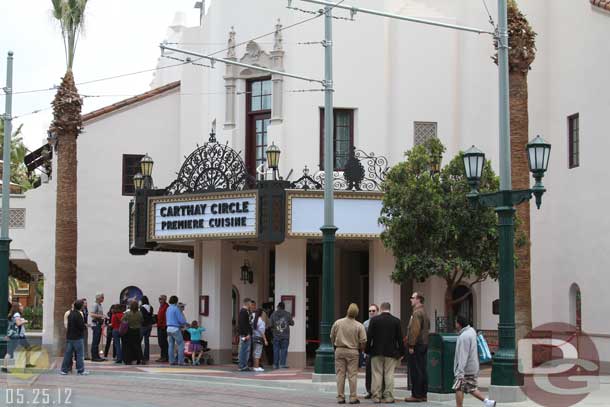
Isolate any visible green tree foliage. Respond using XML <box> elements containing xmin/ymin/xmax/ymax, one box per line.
<box><xmin>379</xmin><ymin>138</ymin><xmax>500</xmax><ymax>320</ymax></box>
<box><xmin>0</xmin><ymin>121</ymin><xmax>38</xmax><ymax>191</ymax></box>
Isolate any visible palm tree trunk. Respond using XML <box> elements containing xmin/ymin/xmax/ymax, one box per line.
<box><xmin>509</xmin><ymin>71</ymin><xmax>532</xmax><ymax>343</ymax></box>
<box><xmin>51</xmin><ymin>71</ymin><xmax>81</xmax><ymax>355</ymax></box>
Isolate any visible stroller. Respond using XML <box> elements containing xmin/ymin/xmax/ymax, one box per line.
<box><xmin>182</xmin><ymin>330</ymin><xmax>212</xmax><ymax>365</ymax></box>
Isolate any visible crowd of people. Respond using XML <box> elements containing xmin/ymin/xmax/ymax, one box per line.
<box><xmin>330</xmin><ymin>293</ymin><xmax>497</xmax><ymax>406</ymax></box>
<box><xmin>59</xmin><ymin>293</ymin><xmax>206</xmax><ymax>374</ymax></box>
<box><xmin>237</xmin><ymin>298</ymin><xmax>294</xmax><ymax>372</ymax></box>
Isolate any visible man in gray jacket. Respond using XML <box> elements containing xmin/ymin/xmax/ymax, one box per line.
<box><xmin>453</xmin><ymin>315</ymin><xmax>496</xmax><ymax>407</ymax></box>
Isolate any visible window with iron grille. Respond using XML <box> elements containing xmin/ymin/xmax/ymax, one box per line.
<box><xmin>122</xmin><ymin>154</ymin><xmax>145</xmax><ymax>196</ymax></box>
<box><xmin>319</xmin><ymin>108</ymin><xmax>354</xmax><ymax>171</ymax></box>
<box><xmin>568</xmin><ymin>114</ymin><xmax>579</xmax><ymax>169</ymax></box>
<box><xmin>0</xmin><ymin>208</ymin><xmax>26</xmax><ymax>229</ymax></box>
<box><xmin>414</xmin><ymin>122</ymin><xmax>438</xmax><ymax>146</ymax></box>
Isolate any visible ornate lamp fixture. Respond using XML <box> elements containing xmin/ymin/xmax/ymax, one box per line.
<box><xmin>463</xmin><ymin>145</ymin><xmax>486</xmax><ymax>197</ymax></box>
<box><xmin>526</xmin><ymin>135</ymin><xmax>551</xmax><ymax>208</ymax></box>
<box><xmin>265</xmin><ymin>142</ymin><xmax>281</xmax><ymax>180</ymax></box>
<box><xmin>133</xmin><ymin>172</ymin><xmax>144</xmax><ymax>191</ymax></box>
<box><xmin>430</xmin><ymin>151</ymin><xmax>443</xmax><ymax>175</ymax></box>
<box><xmin>140</xmin><ymin>154</ymin><xmax>154</xmax><ymax>189</ymax></box>
<box><xmin>240</xmin><ymin>260</ymin><xmax>253</xmax><ymax>284</ymax></box>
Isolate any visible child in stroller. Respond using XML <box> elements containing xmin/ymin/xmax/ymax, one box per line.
<box><xmin>183</xmin><ymin>321</ymin><xmax>208</xmax><ymax>365</ymax></box>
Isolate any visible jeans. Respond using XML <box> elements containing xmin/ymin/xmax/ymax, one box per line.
<box><xmin>112</xmin><ymin>329</ymin><xmax>123</xmax><ymax>362</ymax></box>
<box><xmin>167</xmin><ymin>329</ymin><xmax>184</xmax><ymax>365</ymax></box>
<box><xmin>91</xmin><ymin>322</ymin><xmax>102</xmax><ymax>359</ymax></box>
<box><xmin>272</xmin><ymin>337</ymin><xmax>289</xmax><ymax>368</ymax></box>
<box><xmin>140</xmin><ymin>326</ymin><xmax>152</xmax><ymax>360</ymax></box>
<box><xmin>408</xmin><ymin>344</ymin><xmax>428</xmax><ymax>398</ymax></box>
<box><xmin>104</xmin><ymin>326</ymin><xmax>114</xmax><ymax>358</ymax></box>
<box><xmin>157</xmin><ymin>327</ymin><xmax>168</xmax><ymax>359</ymax></box>
<box><xmin>238</xmin><ymin>336</ymin><xmax>251</xmax><ymax>369</ymax></box>
<box><xmin>61</xmin><ymin>339</ymin><xmax>85</xmax><ymax>373</ymax></box>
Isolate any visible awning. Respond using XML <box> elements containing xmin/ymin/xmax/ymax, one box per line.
<box><xmin>9</xmin><ymin>249</ymin><xmax>43</xmax><ymax>283</ymax></box>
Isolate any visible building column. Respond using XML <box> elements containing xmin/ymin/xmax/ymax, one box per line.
<box><xmin>176</xmin><ymin>254</ymin><xmax>197</xmax><ymax>322</ymax></box>
<box><xmin>275</xmin><ymin>238</ymin><xmax>306</xmax><ymax>368</ymax></box>
<box><xmin>369</xmin><ymin>240</ymin><xmax>401</xmax><ymax>319</ymax></box>
<box><xmin>200</xmin><ymin>241</ymin><xmax>233</xmax><ymax>363</ymax></box>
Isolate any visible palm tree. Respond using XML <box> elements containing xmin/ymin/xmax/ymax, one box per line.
<box><xmin>50</xmin><ymin>0</ymin><xmax>88</xmax><ymax>354</ymax></box>
<box><xmin>494</xmin><ymin>0</ymin><xmax>537</xmax><ymax>342</ymax></box>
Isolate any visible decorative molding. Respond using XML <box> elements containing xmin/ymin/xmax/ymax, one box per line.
<box><xmin>591</xmin><ymin>0</ymin><xmax>610</xmax><ymax>12</ymax></box>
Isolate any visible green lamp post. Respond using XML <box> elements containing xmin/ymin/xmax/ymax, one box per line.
<box><xmin>463</xmin><ymin>136</ymin><xmax>551</xmax><ymax>386</ymax></box>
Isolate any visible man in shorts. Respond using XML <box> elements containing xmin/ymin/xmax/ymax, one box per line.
<box><xmin>453</xmin><ymin>315</ymin><xmax>496</xmax><ymax>407</ymax></box>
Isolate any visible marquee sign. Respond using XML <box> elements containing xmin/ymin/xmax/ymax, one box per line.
<box><xmin>148</xmin><ymin>191</ymin><xmax>258</xmax><ymax>241</ymax></box>
<box><xmin>286</xmin><ymin>190</ymin><xmax>384</xmax><ymax>238</ymax></box>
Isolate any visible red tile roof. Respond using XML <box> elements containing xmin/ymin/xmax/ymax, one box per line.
<box><xmin>82</xmin><ymin>81</ymin><xmax>180</xmax><ymax>123</ymax></box>
<box><xmin>591</xmin><ymin>0</ymin><xmax>610</xmax><ymax>11</ymax></box>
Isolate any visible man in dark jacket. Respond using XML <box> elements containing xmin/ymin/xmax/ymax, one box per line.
<box><xmin>366</xmin><ymin>302</ymin><xmax>404</xmax><ymax>403</ymax></box>
<box><xmin>237</xmin><ymin>298</ymin><xmax>253</xmax><ymax>371</ymax></box>
<box><xmin>405</xmin><ymin>292</ymin><xmax>430</xmax><ymax>403</ymax></box>
<box><xmin>269</xmin><ymin>301</ymin><xmax>294</xmax><ymax>369</ymax></box>
<box><xmin>60</xmin><ymin>300</ymin><xmax>89</xmax><ymax>375</ymax></box>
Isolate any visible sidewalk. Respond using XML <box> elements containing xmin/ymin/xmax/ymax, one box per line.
<box><xmin>37</xmin><ymin>358</ymin><xmax>610</xmax><ymax>406</ymax></box>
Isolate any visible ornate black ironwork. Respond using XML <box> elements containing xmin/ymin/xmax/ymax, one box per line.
<box><xmin>290</xmin><ymin>148</ymin><xmax>389</xmax><ymax>191</ymax></box>
<box><xmin>343</xmin><ymin>147</ymin><xmax>365</xmax><ymax>190</ymax></box>
<box><xmin>289</xmin><ymin>166</ymin><xmax>323</xmax><ymax>190</ymax></box>
<box><xmin>165</xmin><ymin>139</ymin><xmax>255</xmax><ymax>195</ymax></box>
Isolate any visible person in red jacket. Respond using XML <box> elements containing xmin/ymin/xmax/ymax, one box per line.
<box><xmin>155</xmin><ymin>295</ymin><xmax>169</xmax><ymax>362</ymax></box>
<box><xmin>110</xmin><ymin>304</ymin><xmax>124</xmax><ymax>363</ymax></box>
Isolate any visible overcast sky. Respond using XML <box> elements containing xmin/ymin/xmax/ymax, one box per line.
<box><xmin>0</xmin><ymin>0</ymin><xmax>208</xmax><ymax>149</ymax></box>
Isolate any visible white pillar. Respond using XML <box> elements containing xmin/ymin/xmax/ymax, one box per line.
<box><xmin>176</xmin><ymin>255</ymin><xmax>197</xmax><ymax>322</ymax></box>
<box><xmin>200</xmin><ymin>241</ymin><xmax>233</xmax><ymax>363</ymax></box>
<box><xmin>369</xmin><ymin>240</ymin><xmax>401</xmax><ymax>319</ymax></box>
<box><xmin>275</xmin><ymin>238</ymin><xmax>307</xmax><ymax>368</ymax></box>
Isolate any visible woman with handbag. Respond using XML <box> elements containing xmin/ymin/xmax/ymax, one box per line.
<box><xmin>110</xmin><ymin>304</ymin><xmax>124</xmax><ymax>363</ymax></box>
<box><xmin>139</xmin><ymin>296</ymin><xmax>154</xmax><ymax>363</ymax></box>
<box><xmin>2</xmin><ymin>302</ymin><xmax>30</xmax><ymax>372</ymax></box>
<box><xmin>251</xmin><ymin>308</ymin><xmax>268</xmax><ymax>372</ymax></box>
<box><xmin>121</xmin><ymin>301</ymin><xmax>143</xmax><ymax>365</ymax></box>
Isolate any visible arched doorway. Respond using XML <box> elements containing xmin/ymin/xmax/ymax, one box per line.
<box><xmin>452</xmin><ymin>285</ymin><xmax>474</xmax><ymax>326</ymax></box>
<box><xmin>569</xmin><ymin>283</ymin><xmax>582</xmax><ymax>331</ymax></box>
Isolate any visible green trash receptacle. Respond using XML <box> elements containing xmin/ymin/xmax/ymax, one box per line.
<box><xmin>427</xmin><ymin>333</ymin><xmax>458</xmax><ymax>394</ymax></box>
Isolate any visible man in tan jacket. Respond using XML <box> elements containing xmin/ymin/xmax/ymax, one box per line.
<box><xmin>330</xmin><ymin>303</ymin><xmax>367</xmax><ymax>404</ymax></box>
<box><xmin>405</xmin><ymin>292</ymin><xmax>430</xmax><ymax>403</ymax></box>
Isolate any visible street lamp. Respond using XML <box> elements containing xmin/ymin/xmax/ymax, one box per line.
<box><xmin>133</xmin><ymin>173</ymin><xmax>144</xmax><ymax>191</ymax></box>
<box><xmin>526</xmin><ymin>135</ymin><xmax>551</xmax><ymax>208</ymax></box>
<box><xmin>140</xmin><ymin>154</ymin><xmax>154</xmax><ymax>189</ymax></box>
<box><xmin>430</xmin><ymin>151</ymin><xmax>443</xmax><ymax>175</ymax></box>
<box><xmin>463</xmin><ymin>138</ymin><xmax>551</xmax><ymax>388</ymax></box>
<box><xmin>265</xmin><ymin>142</ymin><xmax>281</xmax><ymax>180</ymax></box>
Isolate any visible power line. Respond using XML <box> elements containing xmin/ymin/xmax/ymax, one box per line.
<box><xmin>481</xmin><ymin>0</ymin><xmax>496</xmax><ymax>29</ymax></box>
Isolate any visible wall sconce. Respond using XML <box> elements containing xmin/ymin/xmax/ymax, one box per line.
<box><xmin>240</xmin><ymin>260</ymin><xmax>254</xmax><ymax>284</ymax></box>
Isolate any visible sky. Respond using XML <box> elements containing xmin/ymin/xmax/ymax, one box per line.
<box><xmin>0</xmin><ymin>0</ymin><xmax>209</xmax><ymax>150</ymax></box>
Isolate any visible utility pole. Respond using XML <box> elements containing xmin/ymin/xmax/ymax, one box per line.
<box><xmin>314</xmin><ymin>4</ymin><xmax>336</xmax><ymax>376</ymax></box>
<box><xmin>1</xmin><ymin>50</ymin><xmax>14</xmax><ymax>358</ymax></box>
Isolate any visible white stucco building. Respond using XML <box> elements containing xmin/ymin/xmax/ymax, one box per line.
<box><xmin>8</xmin><ymin>0</ymin><xmax>610</xmax><ymax>371</ymax></box>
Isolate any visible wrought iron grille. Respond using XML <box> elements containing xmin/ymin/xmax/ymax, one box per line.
<box><xmin>290</xmin><ymin>147</ymin><xmax>388</xmax><ymax>191</ymax></box>
<box><xmin>0</xmin><ymin>208</ymin><xmax>26</xmax><ymax>229</ymax></box>
<box><xmin>414</xmin><ymin>121</ymin><xmax>437</xmax><ymax>146</ymax></box>
<box><xmin>166</xmin><ymin>139</ymin><xmax>255</xmax><ymax>195</ymax></box>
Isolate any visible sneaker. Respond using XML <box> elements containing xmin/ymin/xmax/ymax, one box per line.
<box><xmin>273</xmin><ymin>365</ymin><xmax>279</xmax><ymax>369</ymax></box>
<box><xmin>484</xmin><ymin>400</ymin><xmax>497</xmax><ymax>407</ymax></box>
<box><xmin>59</xmin><ymin>371</ymin><xmax>68</xmax><ymax>375</ymax></box>
<box><xmin>280</xmin><ymin>365</ymin><xmax>290</xmax><ymax>369</ymax></box>
<box><xmin>253</xmin><ymin>367</ymin><xmax>264</xmax><ymax>372</ymax></box>
<box><xmin>77</xmin><ymin>371</ymin><xmax>90</xmax><ymax>376</ymax></box>
<box><xmin>238</xmin><ymin>367</ymin><xmax>251</xmax><ymax>372</ymax></box>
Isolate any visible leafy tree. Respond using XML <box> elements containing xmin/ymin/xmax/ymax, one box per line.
<box><xmin>379</xmin><ymin>138</ymin><xmax>500</xmax><ymax>323</ymax></box>
<box><xmin>0</xmin><ymin>121</ymin><xmax>38</xmax><ymax>191</ymax></box>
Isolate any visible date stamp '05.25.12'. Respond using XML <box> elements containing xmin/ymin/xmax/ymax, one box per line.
<box><xmin>3</xmin><ymin>388</ymin><xmax>72</xmax><ymax>406</ymax></box>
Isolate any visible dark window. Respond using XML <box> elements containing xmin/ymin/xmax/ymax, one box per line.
<box><xmin>246</xmin><ymin>78</ymin><xmax>272</xmax><ymax>175</ymax></box>
<box><xmin>122</xmin><ymin>154</ymin><xmax>144</xmax><ymax>196</ymax></box>
<box><xmin>568</xmin><ymin>113</ymin><xmax>579</xmax><ymax>168</ymax></box>
<box><xmin>319</xmin><ymin>108</ymin><xmax>354</xmax><ymax>170</ymax></box>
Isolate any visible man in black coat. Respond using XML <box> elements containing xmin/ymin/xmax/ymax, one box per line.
<box><xmin>60</xmin><ymin>300</ymin><xmax>89</xmax><ymax>375</ymax></box>
<box><xmin>237</xmin><ymin>298</ymin><xmax>254</xmax><ymax>371</ymax></box>
<box><xmin>365</xmin><ymin>302</ymin><xmax>405</xmax><ymax>403</ymax></box>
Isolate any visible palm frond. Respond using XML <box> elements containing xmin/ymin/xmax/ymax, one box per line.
<box><xmin>50</xmin><ymin>0</ymin><xmax>88</xmax><ymax>70</ymax></box>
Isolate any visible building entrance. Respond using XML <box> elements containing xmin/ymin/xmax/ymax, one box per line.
<box><xmin>305</xmin><ymin>243</ymin><xmax>369</xmax><ymax>364</ymax></box>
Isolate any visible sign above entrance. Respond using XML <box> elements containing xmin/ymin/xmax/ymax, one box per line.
<box><xmin>286</xmin><ymin>190</ymin><xmax>384</xmax><ymax>239</ymax></box>
<box><xmin>148</xmin><ymin>191</ymin><xmax>258</xmax><ymax>241</ymax></box>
